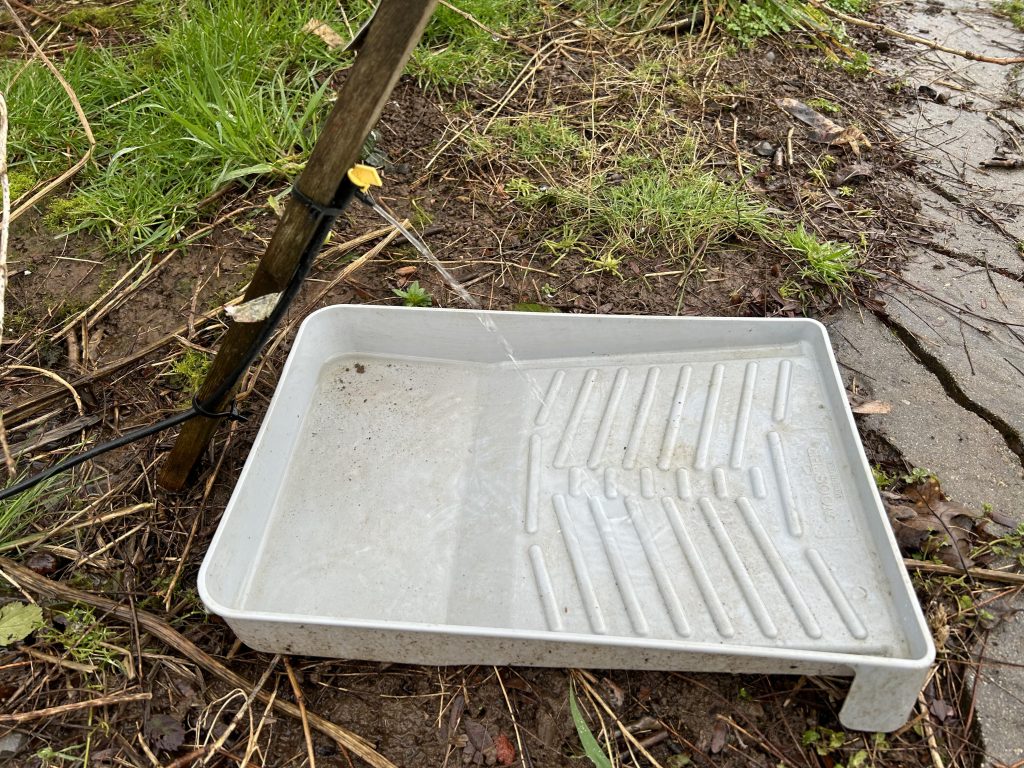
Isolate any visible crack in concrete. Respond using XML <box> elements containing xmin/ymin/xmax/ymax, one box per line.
<box><xmin>876</xmin><ymin>310</ymin><xmax>1024</xmax><ymax>469</ymax></box>
<box><xmin>924</xmin><ymin>242</ymin><xmax>1024</xmax><ymax>282</ymax></box>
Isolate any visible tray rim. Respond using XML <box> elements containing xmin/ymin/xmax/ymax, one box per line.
<box><xmin>198</xmin><ymin>305</ymin><xmax>935</xmax><ymax>671</ymax></box>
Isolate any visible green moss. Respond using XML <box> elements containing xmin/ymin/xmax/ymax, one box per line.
<box><xmin>995</xmin><ymin>0</ymin><xmax>1024</xmax><ymax>30</ymax></box>
<box><xmin>62</xmin><ymin>5</ymin><xmax>124</xmax><ymax>28</ymax></box>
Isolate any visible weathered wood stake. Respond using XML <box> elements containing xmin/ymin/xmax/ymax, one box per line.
<box><xmin>158</xmin><ymin>0</ymin><xmax>439</xmax><ymax>491</ymax></box>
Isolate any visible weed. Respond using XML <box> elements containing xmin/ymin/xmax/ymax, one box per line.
<box><xmin>393</xmin><ymin>280</ymin><xmax>433</xmax><ymax>307</ymax></box>
<box><xmin>40</xmin><ymin>605</ymin><xmax>125</xmax><ymax>673</ymax></box>
<box><xmin>972</xmin><ymin>522</ymin><xmax>1024</xmax><ymax>567</ymax></box>
<box><xmin>785</xmin><ymin>223</ymin><xmax>862</xmax><ymax>296</ymax></box>
<box><xmin>995</xmin><ymin>0</ymin><xmax>1024</xmax><ymax>30</ymax></box>
<box><xmin>584</xmin><ymin>253</ymin><xmax>624</xmax><ymax>277</ymax></box>
<box><xmin>807</xmin><ymin>97</ymin><xmax>841</xmax><ymax>114</ymax></box>
<box><xmin>802</xmin><ymin>726</ymin><xmax>848</xmax><ymax>755</ymax></box>
<box><xmin>568</xmin><ymin>683</ymin><xmax>612</xmax><ymax>768</ymax></box>
<box><xmin>902</xmin><ymin>466</ymin><xmax>935</xmax><ymax>485</ymax></box>
<box><xmin>34</xmin><ymin>745</ymin><xmax>85</xmax><ymax>767</ymax></box>
<box><xmin>841</xmin><ymin>51</ymin><xmax>872</xmax><ymax>78</ymax></box>
<box><xmin>872</xmin><ymin>465</ymin><xmax>896</xmax><ymax>489</ymax></box>
<box><xmin>170</xmin><ymin>349</ymin><xmax>211</xmax><ymax>394</ymax></box>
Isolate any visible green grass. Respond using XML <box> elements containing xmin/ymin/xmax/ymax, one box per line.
<box><xmin>786</xmin><ymin>223</ymin><xmax>863</xmax><ymax>296</ymax></box>
<box><xmin>511</xmin><ymin>159</ymin><xmax>773</xmax><ymax>268</ymax></box>
<box><xmin>0</xmin><ymin>479</ymin><xmax>59</xmax><ymax>549</ymax></box>
<box><xmin>410</xmin><ymin>0</ymin><xmax>540</xmax><ymax>88</ymax></box>
<box><xmin>995</xmin><ymin>0</ymin><xmax>1024</xmax><ymax>30</ymax></box>
<box><xmin>7</xmin><ymin>0</ymin><xmax>349</xmax><ymax>255</ymax></box>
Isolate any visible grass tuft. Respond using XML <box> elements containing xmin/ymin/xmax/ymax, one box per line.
<box><xmin>786</xmin><ymin>223</ymin><xmax>863</xmax><ymax>296</ymax></box>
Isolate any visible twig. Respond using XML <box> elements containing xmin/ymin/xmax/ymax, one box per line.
<box><xmin>20</xmin><ymin>645</ymin><xmax>98</xmax><ymax>674</ymax></box>
<box><xmin>904</xmin><ymin>558</ymin><xmax>1024</xmax><ymax>586</ymax></box>
<box><xmin>808</xmin><ymin>0</ymin><xmax>1024</xmax><ymax>64</ymax></box>
<box><xmin>917</xmin><ymin>693</ymin><xmax>945</xmax><ymax>768</ymax></box>
<box><xmin>284</xmin><ymin>658</ymin><xmax>317</xmax><ymax>768</ymax></box>
<box><xmin>0</xmin><ymin>690</ymin><xmax>151</xmax><ymax>723</ymax></box>
<box><xmin>574</xmin><ymin>671</ymin><xmax>666</xmax><ymax>768</ymax></box>
<box><xmin>2</xmin><ymin>0</ymin><xmax>96</xmax><ymax>221</ymax></box>
<box><xmin>0</xmin><ymin>556</ymin><xmax>395</xmax><ymax>768</ymax></box>
<box><xmin>0</xmin><ymin>91</ymin><xmax>13</xmax><ymax>478</ymax></box>
<box><xmin>200</xmin><ymin>655</ymin><xmax>280</xmax><ymax>767</ymax></box>
<box><xmin>9</xmin><ymin>364</ymin><xmax>85</xmax><ymax>415</ymax></box>
<box><xmin>494</xmin><ymin>667</ymin><xmax>527</xmax><ymax>768</ymax></box>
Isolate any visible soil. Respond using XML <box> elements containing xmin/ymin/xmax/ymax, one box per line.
<box><xmin>0</xmin><ymin>8</ymin><xmax>981</xmax><ymax>768</ymax></box>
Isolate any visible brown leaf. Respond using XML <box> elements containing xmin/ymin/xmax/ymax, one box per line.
<box><xmin>851</xmin><ymin>400</ymin><xmax>891</xmax><ymax>414</ymax></box>
<box><xmin>834</xmin><ymin>161</ymin><xmax>874</xmax><ymax>186</ymax></box>
<box><xmin>395</xmin><ymin>265</ymin><xmax>418</xmax><ymax>277</ymax></box>
<box><xmin>463</xmin><ymin>719</ymin><xmax>497</xmax><ymax>766</ymax></box>
<box><xmin>710</xmin><ymin>719</ymin><xmax>729</xmax><ymax>754</ymax></box>
<box><xmin>929</xmin><ymin>698</ymin><xmax>954</xmax><ymax>722</ymax></box>
<box><xmin>25</xmin><ymin>553</ymin><xmax>58</xmax><ymax>576</ymax></box>
<box><xmin>885</xmin><ymin>477</ymin><xmax>984</xmax><ymax>567</ymax></box>
<box><xmin>146</xmin><ymin>713</ymin><xmax>185</xmax><ymax>752</ymax></box>
<box><xmin>302</xmin><ymin>18</ymin><xmax>344</xmax><ymax>49</ymax></box>
<box><xmin>494</xmin><ymin>733</ymin><xmax>516</xmax><ymax>766</ymax></box>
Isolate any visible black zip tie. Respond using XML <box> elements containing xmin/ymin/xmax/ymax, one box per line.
<box><xmin>290</xmin><ymin>186</ymin><xmax>346</xmax><ymax>219</ymax></box>
<box><xmin>191</xmin><ymin>395</ymin><xmax>247</xmax><ymax>423</ymax></box>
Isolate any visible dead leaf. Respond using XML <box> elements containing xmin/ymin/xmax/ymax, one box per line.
<box><xmin>884</xmin><ymin>477</ymin><xmax>984</xmax><ymax>567</ymax></box>
<box><xmin>776</xmin><ymin>98</ymin><xmax>872</xmax><ymax>155</ymax></box>
<box><xmin>395</xmin><ymin>265</ymin><xmax>418</xmax><ymax>277</ymax></box>
<box><xmin>494</xmin><ymin>733</ymin><xmax>515</xmax><ymax>766</ymax></box>
<box><xmin>601</xmin><ymin>676</ymin><xmax>625</xmax><ymax>710</ymax></box>
<box><xmin>146</xmin><ymin>713</ymin><xmax>185</xmax><ymax>752</ymax></box>
<box><xmin>710</xmin><ymin>719</ymin><xmax>729</xmax><ymax>754</ymax></box>
<box><xmin>463</xmin><ymin>719</ymin><xmax>497</xmax><ymax>766</ymax></box>
<box><xmin>851</xmin><ymin>400</ymin><xmax>891</xmax><ymax>415</ymax></box>
<box><xmin>928</xmin><ymin>698</ymin><xmax>954</xmax><ymax>723</ymax></box>
<box><xmin>302</xmin><ymin>18</ymin><xmax>344</xmax><ymax>49</ymax></box>
<box><xmin>225</xmin><ymin>292</ymin><xmax>281</xmax><ymax>323</ymax></box>
<box><xmin>25</xmin><ymin>553</ymin><xmax>58</xmax><ymax>576</ymax></box>
<box><xmin>833</xmin><ymin>161</ymin><xmax>874</xmax><ymax>186</ymax></box>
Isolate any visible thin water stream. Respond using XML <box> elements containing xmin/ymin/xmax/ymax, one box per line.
<box><xmin>360</xmin><ymin>196</ymin><xmax>547</xmax><ymax>405</ymax></box>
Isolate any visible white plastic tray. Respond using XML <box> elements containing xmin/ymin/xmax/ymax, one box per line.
<box><xmin>199</xmin><ymin>306</ymin><xmax>934</xmax><ymax>731</ymax></box>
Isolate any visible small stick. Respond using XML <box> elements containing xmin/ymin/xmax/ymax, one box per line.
<box><xmin>0</xmin><ymin>92</ymin><xmax>14</xmax><ymax>478</ymax></box>
<box><xmin>807</xmin><ymin>0</ymin><xmax>1024</xmax><ymax>65</ymax></box>
<box><xmin>493</xmin><ymin>667</ymin><xmax>527</xmax><ymax>768</ymax></box>
<box><xmin>20</xmin><ymin>645</ymin><xmax>98</xmax><ymax>674</ymax></box>
<box><xmin>8</xmin><ymin>364</ymin><xmax>85</xmax><ymax>415</ymax></box>
<box><xmin>284</xmin><ymin>658</ymin><xmax>317</xmax><ymax>768</ymax></box>
<box><xmin>0</xmin><ymin>691</ymin><xmax>151</xmax><ymax>723</ymax></box>
<box><xmin>200</xmin><ymin>655</ymin><xmax>280</xmax><ymax>767</ymax></box>
<box><xmin>903</xmin><ymin>559</ymin><xmax>1024</xmax><ymax>586</ymax></box>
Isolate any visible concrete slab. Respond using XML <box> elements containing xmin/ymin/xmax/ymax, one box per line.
<box><xmin>829</xmin><ymin>312</ymin><xmax>1023</xmax><ymax>515</ymax></box>
<box><xmin>842</xmin><ymin>0</ymin><xmax>1024</xmax><ymax>762</ymax></box>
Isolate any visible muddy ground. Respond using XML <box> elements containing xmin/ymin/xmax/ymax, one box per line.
<box><xmin>1</xmin><ymin>2</ymin><xmax>1019</xmax><ymax>767</ymax></box>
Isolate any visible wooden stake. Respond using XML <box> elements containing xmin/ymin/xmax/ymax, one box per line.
<box><xmin>158</xmin><ymin>0</ymin><xmax>439</xmax><ymax>490</ymax></box>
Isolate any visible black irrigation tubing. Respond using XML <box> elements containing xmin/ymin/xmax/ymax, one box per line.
<box><xmin>0</xmin><ymin>179</ymin><xmax>359</xmax><ymax>503</ymax></box>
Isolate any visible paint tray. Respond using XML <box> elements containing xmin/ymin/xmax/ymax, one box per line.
<box><xmin>199</xmin><ymin>306</ymin><xmax>934</xmax><ymax>731</ymax></box>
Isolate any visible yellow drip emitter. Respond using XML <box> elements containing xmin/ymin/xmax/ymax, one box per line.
<box><xmin>347</xmin><ymin>164</ymin><xmax>383</xmax><ymax>192</ymax></box>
